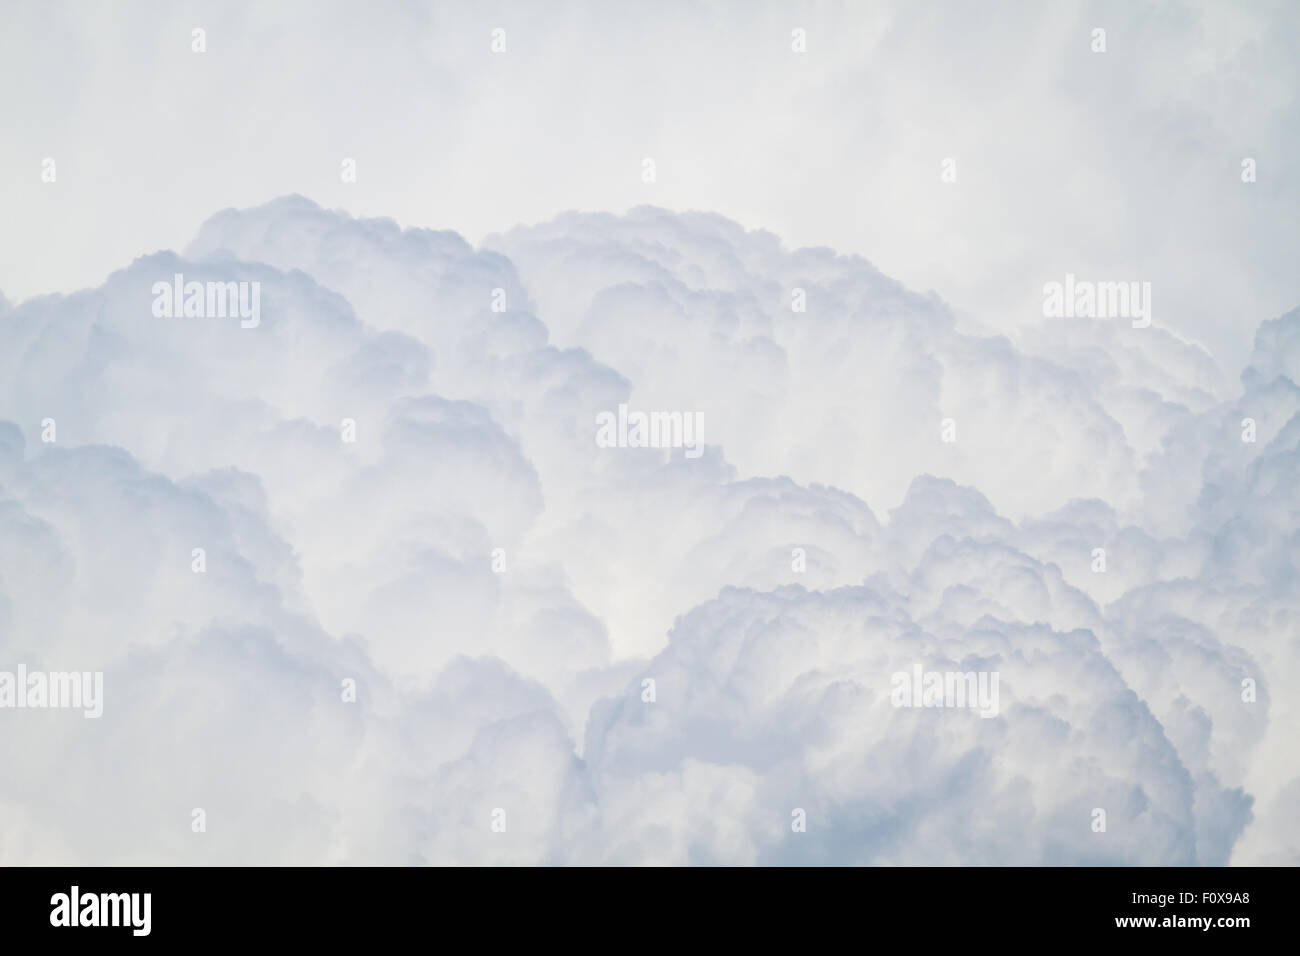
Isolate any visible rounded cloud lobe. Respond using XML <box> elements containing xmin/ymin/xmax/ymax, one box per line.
<box><xmin>0</xmin><ymin>198</ymin><xmax>1295</xmax><ymax>864</ymax></box>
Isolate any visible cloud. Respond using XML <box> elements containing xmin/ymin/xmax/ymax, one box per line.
<box><xmin>0</xmin><ymin>196</ymin><xmax>1296</xmax><ymax>864</ymax></box>
<box><xmin>5</xmin><ymin>0</ymin><xmax>1297</xmax><ymax>377</ymax></box>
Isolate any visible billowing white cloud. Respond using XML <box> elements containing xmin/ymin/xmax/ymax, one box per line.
<box><xmin>0</xmin><ymin>197</ymin><xmax>1295</xmax><ymax>865</ymax></box>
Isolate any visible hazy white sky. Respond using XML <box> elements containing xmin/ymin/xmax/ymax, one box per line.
<box><xmin>2</xmin><ymin>0</ymin><xmax>1297</xmax><ymax>371</ymax></box>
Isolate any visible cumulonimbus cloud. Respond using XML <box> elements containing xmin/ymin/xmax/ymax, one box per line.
<box><xmin>0</xmin><ymin>197</ymin><xmax>1295</xmax><ymax>864</ymax></box>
